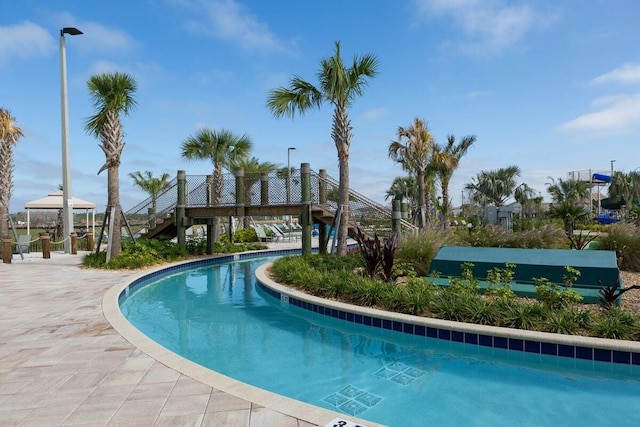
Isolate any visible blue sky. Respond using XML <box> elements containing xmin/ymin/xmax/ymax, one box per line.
<box><xmin>2</xmin><ymin>0</ymin><xmax>640</xmax><ymax>213</ymax></box>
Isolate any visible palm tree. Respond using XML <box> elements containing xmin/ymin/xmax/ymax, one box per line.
<box><xmin>128</xmin><ymin>171</ymin><xmax>171</xmax><ymax>228</ymax></box>
<box><xmin>548</xmin><ymin>201</ymin><xmax>589</xmax><ymax>241</ymax></box>
<box><xmin>546</xmin><ymin>177</ymin><xmax>592</xmax><ymax>241</ymax></box>
<box><xmin>431</xmin><ymin>134</ymin><xmax>476</xmax><ymax>228</ymax></box>
<box><xmin>267</xmin><ymin>41</ymin><xmax>378</xmax><ymax>256</ymax></box>
<box><xmin>514</xmin><ymin>183</ymin><xmax>538</xmax><ymax>218</ymax></box>
<box><xmin>608</xmin><ymin>171</ymin><xmax>640</xmax><ymax>218</ymax></box>
<box><xmin>466</xmin><ymin>166</ymin><xmax>521</xmax><ymax>207</ymax></box>
<box><xmin>181</xmin><ymin>128</ymin><xmax>252</xmax><ymax>242</ymax></box>
<box><xmin>0</xmin><ymin>108</ymin><xmax>24</xmax><ymax>255</ymax></box>
<box><xmin>85</xmin><ymin>72</ymin><xmax>137</xmax><ymax>259</ymax></box>
<box><xmin>546</xmin><ymin>177</ymin><xmax>591</xmax><ymax>205</ymax></box>
<box><xmin>230</xmin><ymin>157</ymin><xmax>277</xmax><ymax>228</ymax></box>
<box><xmin>389</xmin><ymin>118</ymin><xmax>433</xmax><ymax>228</ymax></box>
<box><xmin>385</xmin><ymin>176</ymin><xmax>418</xmax><ymax>205</ymax></box>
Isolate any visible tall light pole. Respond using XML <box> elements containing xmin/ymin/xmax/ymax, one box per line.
<box><xmin>611</xmin><ymin>159</ymin><xmax>616</xmax><ymax>175</ymax></box>
<box><xmin>287</xmin><ymin>147</ymin><xmax>296</xmax><ymax>204</ymax></box>
<box><xmin>60</xmin><ymin>27</ymin><xmax>82</xmax><ymax>253</ymax></box>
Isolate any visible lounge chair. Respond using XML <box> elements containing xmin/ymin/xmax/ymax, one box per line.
<box><xmin>267</xmin><ymin>225</ymin><xmax>286</xmax><ymax>241</ymax></box>
<box><xmin>14</xmin><ymin>234</ymin><xmax>31</xmax><ymax>254</ymax></box>
<box><xmin>252</xmin><ymin>225</ymin><xmax>273</xmax><ymax>242</ymax></box>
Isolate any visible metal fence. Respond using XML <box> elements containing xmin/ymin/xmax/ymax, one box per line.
<box><xmin>125</xmin><ymin>170</ymin><xmax>416</xmax><ymax>234</ymax></box>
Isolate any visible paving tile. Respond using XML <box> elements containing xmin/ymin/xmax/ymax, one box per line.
<box><xmin>127</xmin><ymin>382</ymin><xmax>175</xmax><ymax>401</ymax></box>
<box><xmin>16</xmin><ymin>404</ymin><xmax>77</xmax><ymax>426</ymax></box>
<box><xmin>101</xmin><ymin>369</ymin><xmax>148</xmax><ymax>387</ymax></box>
<box><xmin>202</xmin><ymin>409</ymin><xmax>250</xmax><ymax>427</ymax></box>
<box><xmin>0</xmin><ymin>408</ymin><xmax>32</xmax><ymax>425</ymax></box>
<box><xmin>83</xmin><ymin>384</ymin><xmax>136</xmax><ymax>406</ymax></box>
<box><xmin>0</xmin><ymin>392</ymin><xmax>50</xmax><ymax>411</ymax></box>
<box><xmin>18</xmin><ymin>374</ymin><xmax>72</xmax><ymax>394</ymax></box>
<box><xmin>140</xmin><ymin>363</ymin><xmax>182</xmax><ymax>384</ymax></box>
<box><xmin>38</xmin><ymin>387</ymin><xmax>94</xmax><ymax>408</ymax></box>
<box><xmin>110</xmin><ymin>397</ymin><xmax>166</xmax><ymax>421</ymax></box>
<box><xmin>0</xmin><ymin>253</ymin><xmax>319</xmax><ymax>427</ymax></box>
<box><xmin>160</xmin><ymin>394</ymin><xmax>210</xmax><ymax>416</ymax></box>
<box><xmin>62</xmin><ymin>400</ymin><xmax>121</xmax><ymax>425</ymax></box>
<box><xmin>206</xmin><ymin>392</ymin><xmax>251</xmax><ymax>412</ymax></box>
<box><xmin>249</xmin><ymin>407</ymin><xmax>299</xmax><ymax>427</ymax></box>
<box><xmin>171</xmin><ymin>376</ymin><xmax>213</xmax><ymax>397</ymax></box>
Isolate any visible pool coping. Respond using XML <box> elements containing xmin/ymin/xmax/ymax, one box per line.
<box><xmin>103</xmin><ymin>251</ymin><xmax>640</xmax><ymax>427</ymax></box>
<box><xmin>254</xmin><ymin>263</ymin><xmax>640</xmax><ymax>365</ymax></box>
<box><xmin>102</xmin><ymin>252</ymin><xmax>385</xmax><ymax>427</ymax></box>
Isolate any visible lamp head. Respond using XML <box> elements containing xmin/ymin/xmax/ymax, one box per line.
<box><xmin>61</xmin><ymin>27</ymin><xmax>83</xmax><ymax>36</ymax></box>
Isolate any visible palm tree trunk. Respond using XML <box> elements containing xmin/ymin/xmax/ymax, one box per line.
<box><xmin>108</xmin><ymin>164</ymin><xmax>122</xmax><ymax>258</ymax></box>
<box><xmin>442</xmin><ymin>176</ymin><xmax>451</xmax><ymax>230</ymax></box>
<box><xmin>212</xmin><ymin>165</ymin><xmax>224</xmax><ymax>243</ymax></box>
<box><xmin>417</xmin><ymin>170</ymin><xmax>427</xmax><ymax>228</ymax></box>
<box><xmin>0</xmin><ymin>145</ymin><xmax>12</xmax><ymax>251</ymax></box>
<box><xmin>333</xmin><ymin>105</ymin><xmax>351</xmax><ymax>256</ymax></box>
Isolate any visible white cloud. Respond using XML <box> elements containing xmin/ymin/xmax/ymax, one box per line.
<box><xmin>361</xmin><ymin>107</ymin><xmax>387</xmax><ymax>122</ymax></box>
<box><xmin>591</xmin><ymin>63</ymin><xmax>640</xmax><ymax>85</ymax></box>
<box><xmin>413</xmin><ymin>0</ymin><xmax>546</xmax><ymax>56</ymax></box>
<box><xmin>0</xmin><ymin>21</ymin><xmax>54</xmax><ymax>65</ymax></box>
<box><xmin>88</xmin><ymin>60</ymin><xmax>121</xmax><ymax>75</ymax></box>
<box><xmin>52</xmin><ymin>12</ymin><xmax>136</xmax><ymax>53</ymax></box>
<box><xmin>559</xmin><ymin>92</ymin><xmax>640</xmax><ymax>134</ymax></box>
<box><xmin>182</xmin><ymin>0</ymin><xmax>294</xmax><ymax>54</ymax></box>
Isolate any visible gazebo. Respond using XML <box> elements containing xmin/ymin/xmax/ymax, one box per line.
<box><xmin>24</xmin><ymin>190</ymin><xmax>96</xmax><ymax>236</ymax></box>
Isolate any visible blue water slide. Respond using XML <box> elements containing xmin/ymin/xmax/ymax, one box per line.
<box><xmin>592</xmin><ymin>173</ymin><xmax>611</xmax><ymax>183</ymax></box>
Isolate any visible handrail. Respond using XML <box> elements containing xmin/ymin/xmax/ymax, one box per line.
<box><xmin>125</xmin><ymin>170</ymin><xmax>417</xmax><ymax>235</ymax></box>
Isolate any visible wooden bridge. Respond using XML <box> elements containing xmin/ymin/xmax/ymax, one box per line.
<box><xmin>125</xmin><ymin>163</ymin><xmax>415</xmax><ymax>255</ymax></box>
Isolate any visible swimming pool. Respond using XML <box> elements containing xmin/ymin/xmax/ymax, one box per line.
<box><xmin>117</xmin><ymin>254</ymin><xmax>640</xmax><ymax>427</ymax></box>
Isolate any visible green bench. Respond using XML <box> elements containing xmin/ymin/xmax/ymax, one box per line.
<box><xmin>427</xmin><ymin>246</ymin><xmax>621</xmax><ymax>304</ymax></box>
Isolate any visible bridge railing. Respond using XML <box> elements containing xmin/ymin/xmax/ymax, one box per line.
<box><xmin>125</xmin><ymin>169</ymin><xmax>416</xmax><ymax>234</ymax></box>
<box><xmin>311</xmin><ymin>171</ymin><xmax>416</xmax><ymax>234</ymax></box>
<box><xmin>125</xmin><ymin>177</ymin><xmax>179</xmax><ymax>227</ymax></box>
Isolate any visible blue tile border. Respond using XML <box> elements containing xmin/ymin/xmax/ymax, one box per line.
<box><xmin>119</xmin><ymin>249</ymin><xmax>640</xmax><ymax>367</ymax></box>
<box><xmin>253</xmin><ymin>262</ymin><xmax>640</xmax><ymax>367</ymax></box>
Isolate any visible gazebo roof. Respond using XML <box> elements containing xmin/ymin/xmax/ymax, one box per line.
<box><xmin>24</xmin><ymin>190</ymin><xmax>97</xmax><ymax>210</ymax></box>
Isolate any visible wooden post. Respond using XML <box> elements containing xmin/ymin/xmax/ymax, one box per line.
<box><xmin>260</xmin><ymin>173</ymin><xmax>269</xmax><ymax>205</ymax></box>
<box><xmin>318</xmin><ymin>169</ymin><xmax>328</xmax><ymax>254</ymax></box>
<box><xmin>401</xmin><ymin>202</ymin><xmax>409</xmax><ymax>219</ymax></box>
<box><xmin>234</xmin><ymin>168</ymin><xmax>245</xmax><ymax>235</ymax></box>
<box><xmin>392</xmin><ymin>199</ymin><xmax>401</xmax><ymax>233</ymax></box>
<box><xmin>40</xmin><ymin>233</ymin><xmax>50</xmax><ymax>259</ymax></box>
<box><xmin>177</xmin><ymin>170</ymin><xmax>186</xmax><ymax>250</ymax></box>
<box><xmin>2</xmin><ymin>238</ymin><xmax>11</xmax><ymax>264</ymax></box>
<box><xmin>301</xmin><ymin>163</ymin><xmax>312</xmax><ymax>255</ymax></box>
<box><xmin>86</xmin><ymin>232</ymin><xmax>94</xmax><ymax>252</ymax></box>
<box><xmin>70</xmin><ymin>232</ymin><xmax>77</xmax><ymax>255</ymax></box>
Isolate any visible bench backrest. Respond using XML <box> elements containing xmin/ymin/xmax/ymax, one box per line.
<box><xmin>428</xmin><ymin>246</ymin><xmax>620</xmax><ymax>288</ymax></box>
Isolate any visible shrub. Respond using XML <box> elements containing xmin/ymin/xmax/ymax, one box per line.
<box><xmin>459</xmin><ymin>224</ymin><xmax>566</xmax><ymax>249</ymax></box>
<box><xmin>269</xmin><ymin>253</ymin><xmax>640</xmax><ymax>341</ymax></box>
<box><xmin>186</xmin><ymin>237</ymin><xmax>206</xmax><ymax>255</ymax></box>
<box><xmin>82</xmin><ymin>238</ymin><xmax>186</xmax><ymax>269</ymax></box>
<box><xmin>464</xmin><ymin>297</ymin><xmax>500</xmax><ymax>325</ymax></box>
<box><xmin>545</xmin><ymin>310</ymin><xmax>580</xmax><ymax>335</ymax></box>
<box><xmin>350</xmin><ymin>279</ymin><xmax>389</xmax><ymax>307</ymax></box>
<box><xmin>354</xmin><ymin>227</ymin><xmax>399</xmax><ymax>282</ymax></box>
<box><xmin>501</xmin><ymin>301</ymin><xmax>545</xmax><ymax>330</ymax></box>
<box><xmin>590</xmin><ymin>306</ymin><xmax>638</xmax><ymax>340</ymax></box>
<box><xmin>485</xmin><ymin>263</ymin><xmax>516</xmax><ymax>300</ymax></box>
<box><xmin>395</xmin><ymin>228</ymin><xmax>456</xmax><ymax>275</ymax></box>
<box><xmin>534</xmin><ymin>277</ymin><xmax>583</xmax><ymax>309</ymax></box>
<box><xmin>596</xmin><ymin>223</ymin><xmax>640</xmax><ymax>271</ymax></box>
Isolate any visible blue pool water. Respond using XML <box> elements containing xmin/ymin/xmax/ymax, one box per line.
<box><xmin>120</xmin><ymin>256</ymin><xmax>640</xmax><ymax>427</ymax></box>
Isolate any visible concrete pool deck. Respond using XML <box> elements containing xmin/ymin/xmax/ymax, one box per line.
<box><xmin>0</xmin><ymin>248</ymin><xmax>348</xmax><ymax>427</ymax></box>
